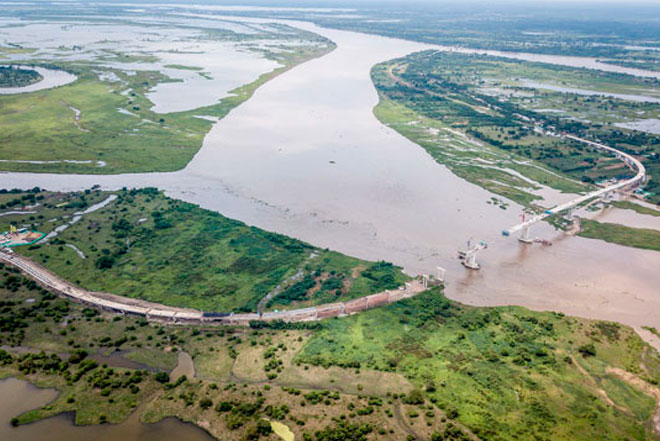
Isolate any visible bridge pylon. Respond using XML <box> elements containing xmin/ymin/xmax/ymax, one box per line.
<box><xmin>519</xmin><ymin>225</ymin><xmax>533</xmax><ymax>244</ymax></box>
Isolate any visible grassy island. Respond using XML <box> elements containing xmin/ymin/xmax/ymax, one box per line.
<box><xmin>0</xmin><ymin>65</ymin><xmax>42</xmax><ymax>88</ymax></box>
<box><xmin>0</xmin><ymin>33</ymin><xmax>334</xmax><ymax>174</ymax></box>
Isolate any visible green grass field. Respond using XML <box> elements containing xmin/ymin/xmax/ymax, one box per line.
<box><xmin>578</xmin><ymin>219</ymin><xmax>660</xmax><ymax>252</ymax></box>
<box><xmin>299</xmin><ymin>288</ymin><xmax>660</xmax><ymax>441</ymax></box>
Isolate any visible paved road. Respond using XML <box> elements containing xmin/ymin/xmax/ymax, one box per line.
<box><xmin>0</xmin><ymin>249</ymin><xmax>427</xmax><ymax>325</ymax></box>
<box><xmin>503</xmin><ymin>133</ymin><xmax>647</xmax><ymax>236</ymax></box>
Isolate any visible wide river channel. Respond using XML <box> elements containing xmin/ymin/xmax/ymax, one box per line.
<box><xmin>3</xmin><ymin>19</ymin><xmax>660</xmax><ymax>344</ymax></box>
<box><xmin>2</xmin><ymin>17</ymin><xmax>660</xmax><ymax>438</ymax></box>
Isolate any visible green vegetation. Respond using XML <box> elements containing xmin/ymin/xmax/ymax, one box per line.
<box><xmin>1</xmin><ymin>262</ymin><xmax>659</xmax><ymax>440</ymax></box>
<box><xmin>643</xmin><ymin>327</ymin><xmax>660</xmax><ymax>339</ymax></box>
<box><xmin>267</xmin><ymin>259</ymin><xmax>407</xmax><ymax>310</ymax></box>
<box><xmin>612</xmin><ymin>201</ymin><xmax>660</xmax><ymax>217</ymax></box>
<box><xmin>163</xmin><ymin>64</ymin><xmax>203</xmax><ymax>71</ymax></box>
<box><xmin>578</xmin><ymin>219</ymin><xmax>660</xmax><ymax>251</ymax></box>
<box><xmin>0</xmin><ymin>39</ymin><xmax>333</xmax><ymax>174</ymax></box>
<box><xmin>0</xmin><ymin>65</ymin><xmax>42</xmax><ymax>88</ymax></box>
<box><xmin>0</xmin><ymin>65</ymin><xmax>208</xmax><ymax>173</ymax></box>
<box><xmin>0</xmin><ymin>267</ymin><xmax>178</xmax><ymax>370</ymax></box>
<box><xmin>299</xmin><ymin>288</ymin><xmax>660</xmax><ymax>441</ymax></box>
<box><xmin>0</xmin><ymin>271</ymin><xmax>462</xmax><ymax>440</ymax></box>
<box><xmin>3</xmin><ymin>188</ymin><xmax>408</xmax><ymax>312</ymax></box>
<box><xmin>372</xmin><ymin>51</ymin><xmax>660</xmax><ymax>205</ymax></box>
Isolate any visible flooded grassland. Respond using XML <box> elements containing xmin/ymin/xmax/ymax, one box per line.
<box><xmin>0</xmin><ymin>17</ymin><xmax>334</xmax><ymax>173</ymax></box>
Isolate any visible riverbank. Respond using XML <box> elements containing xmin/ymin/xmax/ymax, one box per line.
<box><xmin>0</xmin><ymin>65</ymin><xmax>75</xmax><ymax>95</ymax></box>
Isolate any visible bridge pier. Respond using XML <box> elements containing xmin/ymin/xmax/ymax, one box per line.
<box><xmin>519</xmin><ymin>225</ymin><xmax>533</xmax><ymax>244</ymax></box>
<box><xmin>601</xmin><ymin>190</ymin><xmax>615</xmax><ymax>204</ymax></box>
<box><xmin>436</xmin><ymin>266</ymin><xmax>446</xmax><ymax>283</ymax></box>
<box><xmin>460</xmin><ymin>240</ymin><xmax>487</xmax><ymax>270</ymax></box>
<box><xmin>566</xmin><ymin>207</ymin><xmax>574</xmax><ymax>220</ymax></box>
<box><xmin>463</xmin><ymin>252</ymin><xmax>479</xmax><ymax>270</ymax></box>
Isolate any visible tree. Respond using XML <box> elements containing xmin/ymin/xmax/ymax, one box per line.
<box><xmin>154</xmin><ymin>371</ymin><xmax>169</xmax><ymax>383</ymax></box>
<box><xmin>200</xmin><ymin>398</ymin><xmax>213</xmax><ymax>410</ymax></box>
<box><xmin>578</xmin><ymin>343</ymin><xmax>596</xmax><ymax>357</ymax></box>
<box><xmin>256</xmin><ymin>419</ymin><xmax>272</xmax><ymax>436</ymax></box>
<box><xmin>403</xmin><ymin>389</ymin><xmax>425</xmax><ymax>405</ymax></box>
<box><xmin>95</xmin><ymin>255</ymin><xmax>116</xmax><ymax>269</ymax></box>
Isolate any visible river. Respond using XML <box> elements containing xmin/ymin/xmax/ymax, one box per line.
<box><xmin>1</xmin><ymin>12</ymin><xmax>660</xmax><ymax>439</ymax></box>
<box><xmin>3</xmin><ymin>20</ymin><xmax>659</xmax><ymax>348</ymax></box>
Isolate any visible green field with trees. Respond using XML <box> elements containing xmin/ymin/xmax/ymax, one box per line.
<box><xmin>1</xmin><ymin>268</ymin><xmax>659</xmax><ymax>441</ymax></box>
<box><xmin>1</xmin><ymin>188</ymin><xmax>408</xmax><ymax>312</ymax></box>
<box><xmin>300</xmin><ymin>288</ymin><xmax>660</xmax><ymax>441</ymax></box>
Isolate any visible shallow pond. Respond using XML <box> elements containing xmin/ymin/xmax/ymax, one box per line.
<box><xmin>521</xmin><ymin>79</ymin><xmax>660</xmax><ymax>103</ymax></box>
<box><xmin>170</xmin><ymin>351</ymin><xmax>196</xmax><ymax>382</ymax></box>
<box><xmin>0</xmin><ymin>377</ymin><xmax>215</xmax><ymax>441</ymax></box>
<box><xmin>615</xmin><ymin>119</ymin><xmax>660</xmax><ymax>135</ymax></box>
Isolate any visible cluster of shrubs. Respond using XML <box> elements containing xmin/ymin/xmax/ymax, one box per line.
<box><xmin>309</xmin><ymin>420</ymin><xmax>373</xmax><ymax>441</ymax></box>
<box><xmin>0</xmin><ymin>191</ymin><xmax>43</xmax><ymax>210</ymax></box>
<box><xmin>0</xmin><ymin>273</ymin><xmax>69</xmax><ymax>346</ymax></box>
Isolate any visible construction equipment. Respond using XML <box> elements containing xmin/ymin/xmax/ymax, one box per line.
<box><xmin>458</xmin><ymin>239</ymin><xmax>487</xmax><ymax>270</ymax></box>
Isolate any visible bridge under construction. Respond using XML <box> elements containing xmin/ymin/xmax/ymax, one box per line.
<box><xmin>502</xmin><ymin>133</ymin><xmax>647</xmax><ymax>242</ymax></box>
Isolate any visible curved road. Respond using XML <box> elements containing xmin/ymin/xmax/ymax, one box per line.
<box><xmin>503</xmin><ymin>133</ymin><xmax>647</xmax><ymax>236</ymax></box>
<box><xmin>0</xmin><ymin>249</ymin><xmax>426</xmax><ymax>325</ymax></box>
